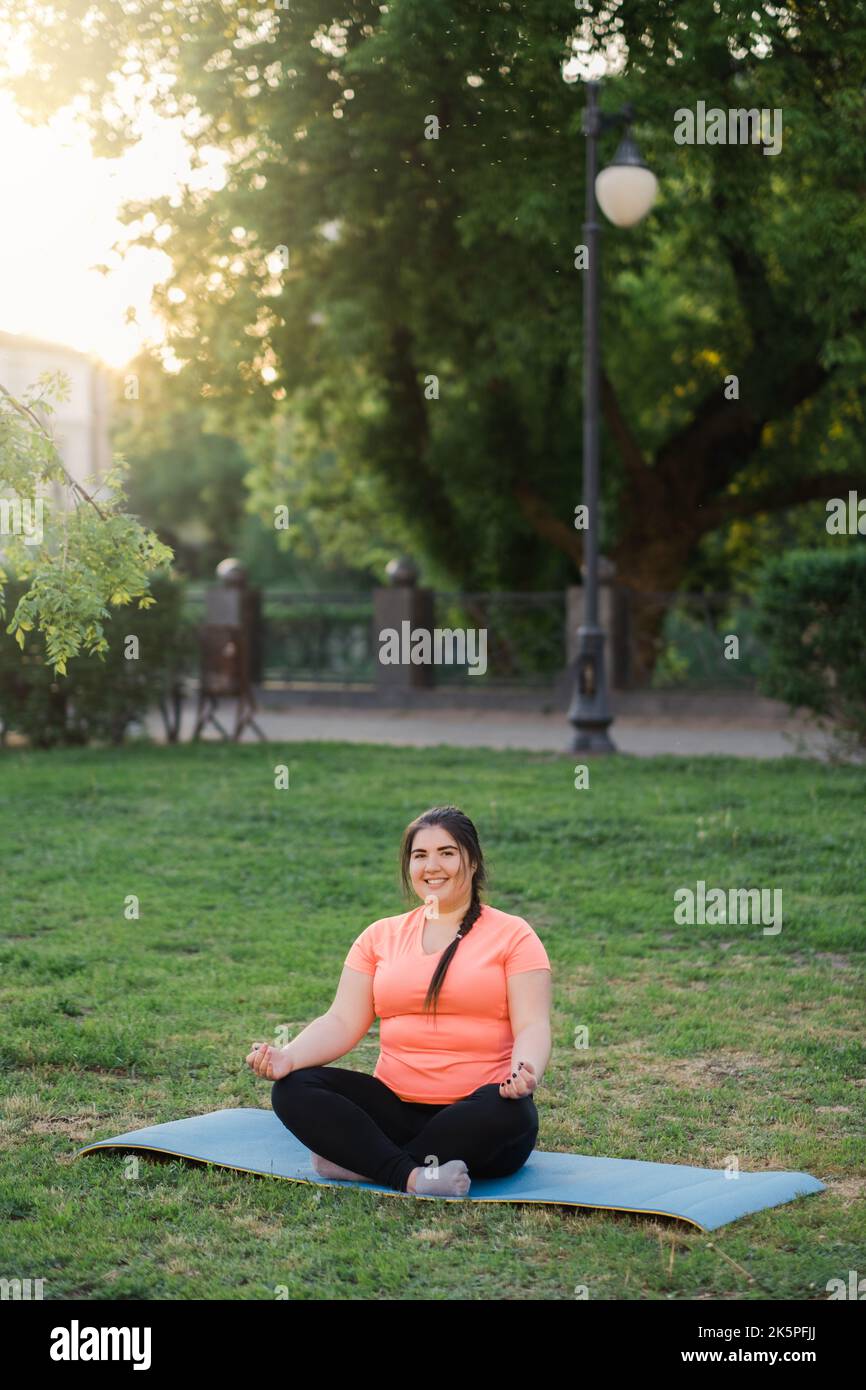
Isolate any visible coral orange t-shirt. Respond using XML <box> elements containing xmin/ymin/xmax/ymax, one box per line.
<box><xmin>343</xmin><ymin>902</ymin><xmax>551</xmax><ymax>1103</ymax></box>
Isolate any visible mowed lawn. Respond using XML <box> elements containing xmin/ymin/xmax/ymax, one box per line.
<box><xmin>0</xmin><ymin>740</ymin><xmax>863</xmax><ymax>1300</ymax></box>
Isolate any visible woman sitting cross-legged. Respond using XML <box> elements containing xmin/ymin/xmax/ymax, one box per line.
<box><xmin>245</xmin><ymin>804</ymin><xmax>552</xmax><ymax>1199</ymax></box>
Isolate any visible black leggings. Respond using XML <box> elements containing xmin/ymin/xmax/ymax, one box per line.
<box><xmin>271</xmin><ymin>1065</ymin><xmax>539</xmax><ymax>1194</ymax></box>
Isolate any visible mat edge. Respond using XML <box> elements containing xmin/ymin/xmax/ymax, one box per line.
<box><xmin>75</xmin><ymin>1141</ymin><xmax>713</xmax><ymax>1229</ymax></box>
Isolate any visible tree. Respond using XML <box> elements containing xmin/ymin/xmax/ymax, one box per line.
<box><xmin>113</xmin><ymin>347</ymin><xmax>407</xmax><ymax>584</ymax></box>
<box><xmin>4</xmin><ymin>0</ymin><xmax>865</xmax><ymax>623</ymax></box>
<box><xmin>114</xmin><ymin>351</ymin><xmax>256</xmax><ymax>577</ymax></box>
<box><xmin>0</xmin><ymin>373</ymin><xmax>173</xmax><ymax>674</ymax></box>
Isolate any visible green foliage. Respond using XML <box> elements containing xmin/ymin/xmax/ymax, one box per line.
<box><xmin>0</xmin><ymin>374</ymin><xmax>174</xmax><ymax>676</ymax></box>
<box><xmin>0</xmin><ymin>571</ymin><xmax>196</xmax><ymax>747</ymax></box>
<box><xmin>112</xmin><ymin>356</ymin><xmax>253</xmax><ymax>577</ymax></box>
<box><xmin>3</xmin><ymin>3</ymin><xmax>866</xmax><ymax>602</ymax></box>
<box><xmin>753</xmin><ymin>548</ymin><xmax>866</xmax><ymax>754</ymax></box>
<box><xmin>650</xmin><ymin>600</ymin><xmax>769</xmax><ymax>690</ymax></box>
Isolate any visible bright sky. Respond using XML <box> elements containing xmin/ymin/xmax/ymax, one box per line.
<box><xmin>0</xmin><ymin>35</ymin><xmax>228</xmax><ymax>370</ymax></box>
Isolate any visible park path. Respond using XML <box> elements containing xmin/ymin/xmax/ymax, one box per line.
<box><xmin>143</xmin><ymin>703</ymin><xmax>850</xmax><ymax>761</ymax></box>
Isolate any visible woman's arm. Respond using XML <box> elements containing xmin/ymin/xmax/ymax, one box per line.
<box><xmin>281</xmin><ymin>1012</ymin><xmax>361</xmax><ymax>1071</ymax></box>
<box><xmin>510</xmin><ymin>1021</ymin><xmax>552</xmax><ymax>1082</ymax></box>
<box><xmin>506</xmin><ymin>970</ymin><xmax>553</xmax><ymax>1084</ymax></box>
<box><xmin>282</xmin><ymin>964</ymin><xmax>376</xmax><ymax>1071</ymax></box>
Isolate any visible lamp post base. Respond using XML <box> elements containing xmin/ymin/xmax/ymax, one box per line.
<box><xmin>567</xmin><ymin>625</ymin><xmax>617</xmax><ymax>755</ymax></box>
<box><xmin>569</xmin><ymin>725</ymin><xmax>617</xmax><ymax>755</ymax></box>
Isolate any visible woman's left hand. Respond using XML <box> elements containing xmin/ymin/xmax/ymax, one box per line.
<box><xmin>499</xmin><ymin>1060</ymin><xmax>537</xmax><ymax>1099</ymax></box>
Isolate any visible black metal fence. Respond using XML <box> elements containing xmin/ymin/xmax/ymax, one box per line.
<box><xmin>427</xmin><ymin>592</ymin><xmax>565</xmax><ymax>686</ymax></box>
<box><xmin>182</xmin><ymin>584</ymin><xmax>765</xmax><ymax>691</ymax></box>
<box><xmin>624</xmin><ymin>590</ymin><xmax>766</xmax><ymax>692</ymax></box>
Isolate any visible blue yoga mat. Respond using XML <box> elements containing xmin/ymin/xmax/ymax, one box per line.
<box><xmin>75</xmin><ymin>1106</ymin><xmax>825</xmax><ymax>1231</ymax></box>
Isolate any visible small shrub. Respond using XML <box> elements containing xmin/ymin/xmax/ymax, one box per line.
<box><xmin>0</xmin><ymin>571</ymin><xmax>197</xmax><ymax>747</ymax></box>
<box><xmin>753</xmin><ymin>548</ymin><xmax>866</xmax><ymax>756</ymax></box>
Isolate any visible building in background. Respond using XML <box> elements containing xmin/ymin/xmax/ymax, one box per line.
<box><xmin>0</xmin><ymin>329</ymin><xmax>112</xmax><ymax>507</ymax></box>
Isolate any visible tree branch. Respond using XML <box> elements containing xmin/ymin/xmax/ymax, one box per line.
<box><xmin>699</xmin><ymin>470</ymin><xmax>866</xmax><ymax>531</ymax></box>
<box><xmin>0</xmin><ymin>380</ymin><xmax>109</xmax><ymax>521</ymax></box>
<box><xmin>650</xmin><ymin>135</ymin><xmax>830</xmax><ymax>509</ymax></box>
<box><xmin>600</xmin><ymin>368</ymin><xmax>649</xmax><ymax>483</ymax></box>
<box><xmin>655</xmin><ymin>354</ymin><xmax>828</xmax><ymax>506</ymax></box>
<box><xmin>512</xmin><ymin>481</ymin><xmax>583</xmax><ymax>567</ymax></box>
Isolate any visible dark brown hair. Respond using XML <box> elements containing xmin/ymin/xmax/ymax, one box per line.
<box><xmin>399</xmin><ymin>805</ymin><xmax>487</xmax><ymax>1020</ymax></box>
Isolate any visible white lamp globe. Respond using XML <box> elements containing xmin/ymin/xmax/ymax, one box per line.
<box><xmin>595</xmin><ymin>134</ymin><xmax>658</xmax><ymax>228</ymax></box>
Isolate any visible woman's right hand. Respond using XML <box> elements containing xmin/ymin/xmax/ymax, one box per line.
<box><xmin>245</xmin><ymin>1042</ymin><xmax>294</xmax><ymax>1081</ymax></box>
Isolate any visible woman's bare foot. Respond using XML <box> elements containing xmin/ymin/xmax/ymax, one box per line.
<box><xmin>311</xmin><ymin>1153</ymin><xmax>371</xmax><ymax>1183</ymax></box>
<box><xmin>407</xmin><ymin>1159</ymin><xmax>471</xmax><ymax>1197</ymax></box>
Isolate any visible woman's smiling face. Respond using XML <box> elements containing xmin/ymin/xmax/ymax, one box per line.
<box><xmin>409</xmin><ymin>826</ymin><xmax>475</xmax><ymax>915</ymax></box>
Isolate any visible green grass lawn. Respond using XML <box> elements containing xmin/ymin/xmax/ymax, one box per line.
<box><xmin>1</xmin><ymin>740</ymin><xmax>863</xmax><ymax>1300</ymax></box>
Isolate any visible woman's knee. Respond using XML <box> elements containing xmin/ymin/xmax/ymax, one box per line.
<box><xmin>450</xmin><ymin>1087</ymin><xmax>538</xmax><ymax>1156</ymax></box>
<box><xmin>270</xmin><ymin>1065</ymin><xmax>318</xmax><ymax>1115</ymax></box>
<box><xmin>474</xmin><ymin>1125</ymin><xmax>538</xmax><ymax>1180</ymax></box>
<box><xmin>481</xmin><ymin>1084</ymin><xmax>538</xmax><ymax>1134</ymax></box>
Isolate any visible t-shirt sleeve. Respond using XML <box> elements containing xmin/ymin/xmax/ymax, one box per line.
<box><xmin>505</xmin><ymin>921</ymin><xmax>551</xmax><ymax>977</ymax></box>
<box><xmin>344</xmin><ymin>923</ymin><xmax>377</xmax><ymax>976</ymax></box>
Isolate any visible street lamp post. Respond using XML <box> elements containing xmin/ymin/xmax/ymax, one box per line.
<box><xmin>568</xmin><ymin>82</ymin><xmax>657</xmax><ymax>755</ymax></box>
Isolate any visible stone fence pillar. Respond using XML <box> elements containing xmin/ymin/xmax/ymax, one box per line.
<box><xmin>373</xmin><ymin>556</ymin><xmax>435</xmax><ymax>691</ymax></box>
<box><xmin>205</xmin><ymin>558</ymin><xmax>262</xmax><ymax>684</ymax></box>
